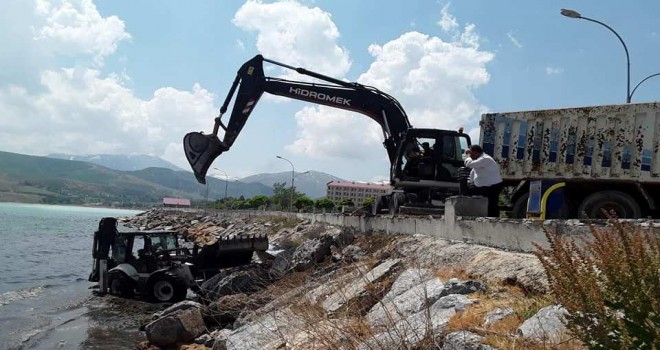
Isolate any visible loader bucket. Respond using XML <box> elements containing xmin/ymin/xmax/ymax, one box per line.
<box><xmin>196</xmin><ymin>234</ymin><xmax>269</xmax><ymax>269</ymax></box>
<box><xmin>183</xmin><ymin>132</ymin><xmax>228</xmax><ymax>184</ymax></box>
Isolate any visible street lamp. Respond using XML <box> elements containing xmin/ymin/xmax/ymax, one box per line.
<box><xmin>213</xmin><ymin>167</ymin><xmax>229</xmax><ymax>199</ymax></box>
<box><xmin>276</xmin><ymin>155</ymin><xmax>295</xmax><ymax>211</ymax></box>
<box><xmin>561</xmin><ymin>9</ymin><xmax>660</xmax><ymax>103</ymax></box>
<box><xmin>561</xmin><ymin>8</ymin><xmax>631</xmax><ymax>103</ymax></box>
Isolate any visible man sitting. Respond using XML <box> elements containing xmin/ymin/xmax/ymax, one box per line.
<box><xmin>464</xmin><ymin>145</ymin><xmax>503</xmax><ymax>217</ymax></box>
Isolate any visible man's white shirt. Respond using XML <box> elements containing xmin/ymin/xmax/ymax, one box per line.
<box><xmin>464</xmin><ymin>153</ymin><xmax>502</xmax><ymax>187</ymax></box>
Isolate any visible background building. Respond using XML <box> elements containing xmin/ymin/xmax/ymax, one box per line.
<box><xmin>163</xmin><ymin>197</ymin><xmax>191</xmax><ymax>208</ymax></box>
<box><xmin>326</xmin><ymin>181</ymin><xmax>392</xmax><ymax>206</ymax></box>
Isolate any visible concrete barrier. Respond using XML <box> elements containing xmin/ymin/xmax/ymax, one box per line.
<box><xmin>214</xmin><ymin>209</ymin><xmax>660</xmax><ymax>253</ymax></box>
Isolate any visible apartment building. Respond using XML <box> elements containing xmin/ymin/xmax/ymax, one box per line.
<box><xmin>326</xmin><ymin>181</ymin><xmax>393</xmax><ymax>205</ymax></box>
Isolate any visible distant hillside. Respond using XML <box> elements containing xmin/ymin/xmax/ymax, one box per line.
<box><xmin>240</xmin><ymin>171</ymin><xmax>344</xmax><ymax>198</ymax></box>
<box><xmin>48</xmin><ymin>153</ymin><xmax>185</xmax><ymax>172</ymax></box>
<box><xmin>0</xmin><ymin>151</ymin><xmax>271</xmax><ymax>206</ymax></box>
<box><xmin>129</xmin><ymin>168</ymin><xmax>273</xmax><ymax>200</ymax></box>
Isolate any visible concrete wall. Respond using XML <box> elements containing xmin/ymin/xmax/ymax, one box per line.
<box><xmin>215</xmin><ymin>209</ymin><xmax>660</xmax><ymax>253</ymax></box>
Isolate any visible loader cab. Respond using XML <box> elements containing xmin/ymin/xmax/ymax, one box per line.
<box><xmin>393</xmin><ymin>128</ymin><xmax>471</xmax><ymax>184</ymax></box>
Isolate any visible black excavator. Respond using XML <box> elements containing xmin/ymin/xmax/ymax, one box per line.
<box><xmin>184</xmin><ymin>55</ymin><xmax>471</xmax><ymax>214</ymax></box>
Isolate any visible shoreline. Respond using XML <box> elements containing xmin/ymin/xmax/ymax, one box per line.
<box><xmin>0</xmin><ymin>201</ymin><xmax>148</xmax><ymax>212</ymax></box>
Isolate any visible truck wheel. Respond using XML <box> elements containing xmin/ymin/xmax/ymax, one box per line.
<box><xmin>148</xmin><ymin>272</ymin><xmax>188</xmax><ymax>303</ymax></box>
<box><xmin>388</xmin><ymin>193</ymin><xmax>406</xmax><ymax>214</ymax></box>
<box><xmin>512</xmin><ymin>193</ymin><xmax>529</xmax><ymax>219</ymax></box>
<box><xmin>108</xmin><ymin>271</ymin><xmax>134</xmax><ymax>298</ymax></box>
<box><xmin>578</xmin><ymin>191</ymin><xmax>641</xmax><ymax>219</ymax></box>
<box><xmin>372</xmin><ymin>195</ymin><xmax>386</xmax><ymax>215</ymax></box>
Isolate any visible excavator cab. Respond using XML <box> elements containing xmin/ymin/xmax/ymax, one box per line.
<box><xmin>394</xmin><ymin>129</ymin><xmax>470</xmax><ymax>184</ymax></box>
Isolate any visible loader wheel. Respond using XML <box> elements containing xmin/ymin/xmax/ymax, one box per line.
<box><xmin>108</xmin><ymin>271</ymin><xmax>135</xmax><ymax>298</ymax></box>
<box><xmin>148</xmin><ymin>272</ymin><xmax>187</xmax><ymax>303</ymax></box>
<box><xmin>578</xmin><ymin>191</ymin><xmax>641</xmax><ymax>219</ymax></box>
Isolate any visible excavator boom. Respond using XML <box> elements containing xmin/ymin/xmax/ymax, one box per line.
<box><xmin>184</xmin><ymin>55</ymin><xmax>411</xmax><ymax>184</ymax></box>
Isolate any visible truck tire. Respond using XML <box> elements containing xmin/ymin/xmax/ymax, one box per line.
<box><xmin>577</xmin><ymin>190</ymin><xmax>641</xmax><ymax>219</ymax></box>
<box><xmin>372</xmin><ymin>195</ymin><xmax>387</xmax><ymax>215</ymax></box>
<box><xmin>147</xmin><ymin>272</ymin><xmax>188</xmax><ymax>303</ymax></box>
<box><xmin>108</xmin><ymin>271</ymin><xmax>134</xmax><ymax>298</ymax></box>
<box><xmin>512</xmin><ymin>193</ymin><xmax>529</xmax><ymax>219</ymax></box>
<box><xmin>388</xmin><ymin>193</ymin><xmax>406</xmax><ymax>214</ymax></box>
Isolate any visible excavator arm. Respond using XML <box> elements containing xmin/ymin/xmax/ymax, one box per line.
<box><xmin>184</xmin><ymin>55</ymin><xmax>412</xmax><ymax>184</ymax></box>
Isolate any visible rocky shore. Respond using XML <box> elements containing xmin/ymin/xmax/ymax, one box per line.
<box><xmin>113</xmin><ymin>209</ymin><xmax>578</xmax><ymax>349</ymax></box>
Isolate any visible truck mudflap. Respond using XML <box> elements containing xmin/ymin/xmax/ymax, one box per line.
<box><xmin>195</xmin><ymin>234</ymin><xmax>269</xmax><ymax>269</ymax></box>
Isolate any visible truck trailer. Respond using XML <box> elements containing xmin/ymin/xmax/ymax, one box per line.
<box><xmin>481</xmin><ymin>102</ymin><xmax>660</xmax><ymax>219</ymax></box>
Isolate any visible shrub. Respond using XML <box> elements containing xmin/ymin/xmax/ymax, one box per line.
<box><xmin>534</xmin><ymin>220</ymin><xmax>660</xmax><ymax>349</ymax></box>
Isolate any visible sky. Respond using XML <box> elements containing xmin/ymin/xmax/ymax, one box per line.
<box><xmin>1</xmin><ymin>0</ymin><xmax>659</xmax><ymax>182</ymax></box>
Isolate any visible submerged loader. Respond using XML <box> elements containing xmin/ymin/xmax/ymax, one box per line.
<box><xmin>89</xmin><ymin>217</ymin><xmax>268</xmax><ymax>302</ymax></box>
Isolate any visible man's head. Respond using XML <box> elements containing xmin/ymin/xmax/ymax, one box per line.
<box><xmin>467</xmin><ymin>144</ymin><xmax>483</xmax><ymax>160</ymax></box>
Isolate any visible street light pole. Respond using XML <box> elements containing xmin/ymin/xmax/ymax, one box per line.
<box><xmin>276</xmin><ymin>155</ymin><xmax>295</xmax><ymax>211</ymax></box>
<box><xmin>213</xmin><ymin>167</ymin><xmax>229</xmax><ymax>199</ymax></box>
<box><xmin>630</xmin><ymin>73</ymin><xmax>660</xmax><ymax>101</ymax></box>
<box><xmin>561</xmin><ymin>9</ymin><xmax>631</xmax><ymax>103</ymax></box>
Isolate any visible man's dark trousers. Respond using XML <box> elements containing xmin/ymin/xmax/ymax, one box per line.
<box><xmin>468</xmin><ymin>182</ymin><xmax>503</xmax><ymax>217</ymax></box>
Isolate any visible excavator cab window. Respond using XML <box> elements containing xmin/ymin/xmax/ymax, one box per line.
<box><xmin>397</xmin><ymin>132</ymin><xmax>470</xmax><ymax>182</ymax></box>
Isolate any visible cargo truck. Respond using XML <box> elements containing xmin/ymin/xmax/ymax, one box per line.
<box><xmin>480</xmin><ymin>102</ymin><xmax>660</xmax><ymax>219</ymax></box>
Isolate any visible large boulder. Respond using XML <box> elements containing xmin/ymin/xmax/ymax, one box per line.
<box><xmin>199</xmin><ymin>266</ymin><xmax>269</xmax><ymax>300</ymax></box>
<box><xmin>483</xmin><ymin>307</ymin><xmax>514</xmax><ymax>326</ymax></box>
<box><xmin>151</xmin><ymin>300</ymin><xmax>203</xmax><ymax>321</ymax></box>
<box><xmin>290</xmin><ymin>236</ymin><xmax>334</xmax><ymax>271</ymax></box>
<box><xmin>145</xmin><ymin>307</ymin><xmax>206</xmax><ymax>348</ymax></box>
<box><xmin>225</xmin><ymin>308</ymin><xmax>305</xmax><ymax>350</ymax></box>
<box><xmin>321</xmin><ymin>259</ymin><xmax>401</xmax><ymax>314</ymax></box>
<box><xmin>517</xmin><ymin>305</ymin><xmax>569</xmax><ymax>343</ymax></box>
<box><xmin>367</xmin><ymin>277</ymin><xmax>444</xmax><ymax>328</ymax></box>
<box><xmin>360</xmin><ymin>294</ymin><xmax>472</xmax><ymax>349</ymax></box>
<box><xmin>383</xmin><ymin>268</ymin><xmax>433</xmax><ymax>301</ymax></box>
<box><xmin>440</xmin><ymin>278</ymin><xmax>487</xmax><ymax>297</ymax></box>
<box><xmin>442</xmin><ymin>331</ymin><xmax>495</xmax><ymax>350</ymax></box>
<box><xmin>203</xmin><ymin>293</ymin><xmax>252</xmax><ymax>326</ymax></box>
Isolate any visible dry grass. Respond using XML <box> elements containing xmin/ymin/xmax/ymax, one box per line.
<box><xmin>435</xmin><ymin>265</ymin><xmax>471</xmax><ymax>281</ymax></box>
<box><xmin>535</xmin><ymin>220</ymin><xmax>660</xmax><ymax>349</ymax></box>
<box><xmin>443</xmin><ymin>284</ymin><xmax>584</xmax><ymax>350</ymax></box>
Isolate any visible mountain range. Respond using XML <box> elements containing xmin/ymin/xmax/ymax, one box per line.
<box><xmin>0</xmin><ymin>151</ymin><xmax>271</xmax><ymax>206</ymax></box>
<box><xmin>48</xmin><ymin>153</ymin><xmax>185</xmax><ymax>172</ymax></box>
<box><xmin>240</xmin><ymin>171</ymin><xmax>344</xmax><ymax>199</ymax></box>
<box><xmin>0</xmin><ymin>151</ymin><xmax>343</xmax><ymax>206</ymax></box>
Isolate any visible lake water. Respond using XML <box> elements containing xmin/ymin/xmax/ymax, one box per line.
<box><xmin>0</xmin><ymin>203</ymin><xmax>143</xmax><ymax>349</ymax></box>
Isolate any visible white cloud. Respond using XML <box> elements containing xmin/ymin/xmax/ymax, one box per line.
<box><xmin>507</xmin><ymin>31</ymin><xmax>523</xmax><ymax>48</ymax></box>
<box><xmin>236</xmin><ymin>39</ymin><xmax>245</xmax><ymax>50</ymax></box>
<box><xmin>0</xmin><ymin>0</ymin><xmax>216</xmax><ymax>170</ymax></box>
<box><xmin>228</xmin><ymin>1</ymin><xmax>492</xmax><ymax>170</ymax></box>
<box><xmin>284</xmin><ymin>17</ymin><xmax>493</xmax><ymax>160</ymax></box>
<box><xmin>0</xmin><ymin>67</ymin><xmax>216</xmax><ymax>168</ymax></box>
<box><xmin>232</xmin><ymin>0</ymin><xmax>351</xmax><ymax>78</ymax></box>
<box><xmin>545</xmin><ymin>66</ymin><xmax>564</xmax><ymax>75</ymax></box>
<box><xmin>438</xmin><ymin>3</ymin><xmax>459</xmax><ymax>33</ymax></box>
<box><xmin>34</xmin><ymin>0</ymin><xmax>131</xmax><ymax>64</ymax></box>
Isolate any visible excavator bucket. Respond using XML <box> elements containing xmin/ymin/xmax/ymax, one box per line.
<box><xmin>196</xmin><ymin>234</ymin><xmax>269</xmax><ymax>269</ymax></box>
<box><xmin>183</xmin><ymin>132</ymin><xmax>228</xmax><ymax>184</ymax></box>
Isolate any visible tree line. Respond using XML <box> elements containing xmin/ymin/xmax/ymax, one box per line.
<box><xmin>208</xmin><ymin>181</ymin><xmax>368</xmax><ymax>211</ymax></box>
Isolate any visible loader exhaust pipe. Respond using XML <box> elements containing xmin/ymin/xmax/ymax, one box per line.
<box><xmin>183</xmin><ymin>131</ymin><xmax>228</xmax><ymax>184</ymax></box>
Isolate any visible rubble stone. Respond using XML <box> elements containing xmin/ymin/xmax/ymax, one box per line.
<box><xmin>145</xmin><ymin>307</ymin><xmax>206</xmax><ymax>348</ymax></box>
<box><xmin>484</xmin><ymin>307</ymin><xmax>514</xmax><ymax>326</ymax></box>
<box><xmin>517</xmin><ymin>305</ymin><xmax>569</xmax><ymax>343</ymax></box>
